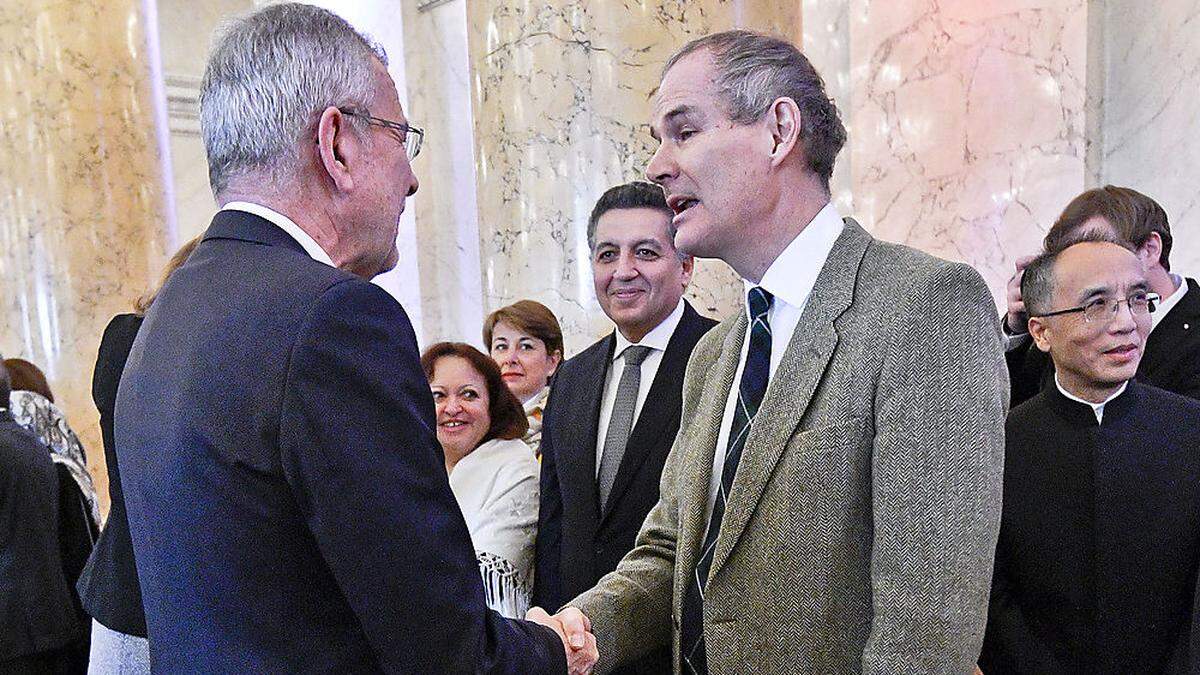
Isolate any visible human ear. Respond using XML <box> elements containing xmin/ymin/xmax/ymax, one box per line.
<box><xmin>316</xmin><ymin>106</ymin><xmax>357</xmax><ymax>193</ymax></box>
<box><xmin>767</xmin><ymin>97</ymin><xmax>802</xmax><ymax>167</ymax></box>
<box><xmin>1028</xmin><ymin>316</ymin><xmax>1052</xmax><ymax>354</ymax></box>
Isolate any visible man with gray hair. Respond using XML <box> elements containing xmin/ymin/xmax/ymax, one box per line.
<box><xmin>115</xmin><ymin>4</ymin><xmax>593</xmax><ymax>673</ymax></box>
<box><xmin>537</xmin><ymin>30</ymin><xmax>1008</xmax><ymax>674</ymax></box>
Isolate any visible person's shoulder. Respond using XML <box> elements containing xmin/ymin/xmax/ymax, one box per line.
<box><xmin>470</xmin><ymin>438</ymin><xmax>539</xmax><ymax>487</ymax></box>
<box><xmin>1137</xmin><ymin>382</ymin><xmax>1200</xmax><ymax>424</ymax></box>
<box><xmin>1006</xmin><ymin>389</ymin><xmax>1052</xmax><ymax>432</ymax></box>
<box><xmin>557</xmin><ymin>333</ymin><xmax>614</xmax><ymax>378</ymax></box>
<box><xmin>863</xmin><ymin>239</ymin><xmax>984</xmax><ymax>290</ymax></box>
<box><xmin>0</xmin><ymin>417</ymin><xmax>54</xmax><ymax>476</ymax></box>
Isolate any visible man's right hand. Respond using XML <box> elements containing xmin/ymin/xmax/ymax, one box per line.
<box><xmin>526</xmin><ymin>606</ymin><xmax>598</xmax><ymax>675</ymax></box>
<box><xmin>1005</xmin><ymin>254</ymin><xmax>1037</xmax><ymax>334</ymax></box>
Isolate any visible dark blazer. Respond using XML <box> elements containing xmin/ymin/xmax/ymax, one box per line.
<box><xmin>1008</xmin><ymin>277</ymin><xmax>1200</xmax><ymax>406</ymax></box>
<box><xmin>0</xmin><ymin>411</ymin><xmax>89</xmax><ymax>666</ymax></box>
<box><xmin>534</xmin><ymin>301</ymin><xmax>715</xmax><ymax>673</ymax></box>
<box><xmin>115</xmin><ymin>210</ymin><xmax>565</xmax><ymax>674</ymax></box>
<box><xmin>77</xmin><ymin>312</ymin><xmax>146</xmax><ymax>636</ymax></box>
<box><xmin>981</xmin><ymin>381</ymin><xmax>1200</xmax><ymax>673</ymax></box>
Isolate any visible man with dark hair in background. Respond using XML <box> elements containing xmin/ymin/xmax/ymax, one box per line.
<box><xmin>982</xmin><ymin>235</ymin><xmax>1200</xmax><ymax>673</ymax></box>
<box><xmin>1004</xmin><ymin>185</ymin><xmax>1200</xmax><ymax>405</ymax></box>
<box><xmin>534</xmin><ymin>181</ymin><xmax>717</xmax><ymax>674</ymax></box>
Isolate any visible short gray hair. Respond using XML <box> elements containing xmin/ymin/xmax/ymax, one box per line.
<box><xmin>664</xmin><ymin>31</ymin><xmax>846</xmax><ymax>190</ymax></box>
<box><xmin>1022</xmin><ymin>230</ymin><xmax>1135</xmax><ymax>316</ymax></box>
<box><xmin>200</xmin><ymin>3</ymin><xmax>387</xmax><ymax>196</ymax></box>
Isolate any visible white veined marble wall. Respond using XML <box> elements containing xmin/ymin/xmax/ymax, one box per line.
<box><xmin>401</xmin><ymin>0</ymin><xmax>486</xmax><ymax>348</ymax></box>
<box><xmin>1095</xmin><ymin>0</ymin><xmax>1200</xmax><ymax>273</ymax></box>
<box><xmin>805</xmin><ymin>0</ymin><xmax>1089</xmax><ymax>308</ymax></box>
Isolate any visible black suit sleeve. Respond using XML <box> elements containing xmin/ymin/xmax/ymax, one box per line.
<box><xmin>278</xmin><ymin>279</ymin><xmax>565</xmax><ymax>675</ymax></box>
<box><xmin>534</xmin><ymin>382</ymin><xmax>564</xmax><ymax>611</ymax></box>
<box><xmin>979</xmin><ymin>534</ymin><xmax>1063</xmax><ymax>673</ymax></box>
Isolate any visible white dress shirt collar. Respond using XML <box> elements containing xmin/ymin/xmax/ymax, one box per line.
<box><xmin>1151</xmin><ymin>272</ymin><xmax>1188</xmax><ymax>333</ymax></box>
<box><xmin>222</xmin><ymin>201</ymin><xmax>335</xmax><ymax>268</ymax></box>
<box><xmin>1055</xmin><ymin>373</ymin><xmax>1128</xmax><ymax>425</ymax></box>
<box><xmin>612</xmin><ymin>298</ymin><xmax>685</xmax><ymax>361</ymax></box>
<box><xmin>743</xmin><ymin>201</ymin><xmax>845</xmax><ymax>314</ymax></box>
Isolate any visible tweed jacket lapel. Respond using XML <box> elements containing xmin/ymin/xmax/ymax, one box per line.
<box><xmin>707</xmin><ymin>219</ymin><xmax>872</xmax><ymax>578</ymax></box>
<box><xmin>674</xmin><ymin>315</ymin><xmax>745</xmax><ymax>603</ymax></box>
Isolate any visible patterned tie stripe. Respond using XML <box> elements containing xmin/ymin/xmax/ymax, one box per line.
<box><xmin>681</xmin><ymin>286</ymin><xmax>773</xmax><ymax>675</ymax></box>
<box><xmin>597</xmin><ymin>345</ymin><xmax>652</xmax><ymax>510</ymax></box>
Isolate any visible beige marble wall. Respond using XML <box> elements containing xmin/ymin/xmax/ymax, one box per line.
<box><xmin>0</xmin><ymin>0</ymin><xmax>174</xmax><ymax>514</ymax></box>
<box><xmin>402</xmin><ymin>0</ymin><xmax>487</xmax><ymax>347</ymax></box>
<box><xmin>467</xmin><ymin>1</ymin><xmax>802</xmax><ymax>352</ymax></box>
<box><xmin>157</xmin><ymin>0</ymin><xmax>253</xmax><ymax>242</ymax></box>
<box><xmin>804</xmin><ymin>0</ymin><xmax>1088</xmax><ymax>308</ymax></box>
<box><xmin>1094</xmin><ymin>0</ymin><xmax>1200</xmax><ymax>273</ymax></box>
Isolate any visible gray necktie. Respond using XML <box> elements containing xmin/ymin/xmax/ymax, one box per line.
<box><xmin>597</xmin><ymin>345</ymin><xmax>652</xmax><ymax>509</ymax></box>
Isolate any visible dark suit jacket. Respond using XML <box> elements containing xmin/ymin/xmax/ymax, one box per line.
<box><xmin>0</xmin><ymin>411</ymin><xmax>89</xmax><ymax>665</ymax></box>
<box><xmin>981</xmin><ymin>381</ymin><xmax>1200</xmax><ymax>673</ymax></box>
<box><xmin>1008</xmin><ymin>277</ymin><xmax>1200</xmax><ymax>406</ymax></box>
<box><xmin>115</xmin><ymin>210</ymin><xmax>565</xmax><ymax>674</ymax></box>
<box><xmin>77</xmin><ymin>312</ymin><xmax>146</xmax><ymax>636</ymax></box>
<box><xmin>534</xmin><ymin>301</ymin><xmax>715</xmax><ymax>673</ymax></box>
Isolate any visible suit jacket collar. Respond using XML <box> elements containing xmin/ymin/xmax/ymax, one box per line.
<box><xmin>600</xmin><ymin>301</ymin><xmax>710</xmax><ymax>522</ymax></box>
<box><xmin>202</xmin><ymin>209</ymin><xmax>309</xmax><ymax>258</ymax></box>
<box><xmin>1143</xmin><ymin>277</ymin><xmax>1200</xmax><ymax>372</ymax></box>
<box><xmin>708</xmin><ymin>218</ymin><xmax>872</xmax><ymax>576</ymax></box>
<box><xmin>558</xmin><ymin>333</ymin><xmax>616</xmax><ymax>523</ymax></box>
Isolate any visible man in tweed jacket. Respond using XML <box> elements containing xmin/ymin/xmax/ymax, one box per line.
<box><xmin>536</xmin><ymin>31</ymin><xmax>1008</xmax><ymax>674</ymax></box>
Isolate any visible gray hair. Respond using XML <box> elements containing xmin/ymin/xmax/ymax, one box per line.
<box><xmin>1021</xmin><ymin>230</ymin><xmax>1136</xmax><ymax>316</ymax></box>
<box><xmin>664</xmin><ymin>31</ymin><xmax>846</xmax><ymax>190</ymax></box>
<box><xmin>200</xmin><ymin>3</ymin><xmax>387</xmax><ymax>196</ymax></box>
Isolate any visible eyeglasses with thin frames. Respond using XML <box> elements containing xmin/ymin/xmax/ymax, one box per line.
<box><xmin>1031</xmin><ymin>291</ymin><xmax>1160</xmax><ymax>323</ymax></box>
<box><xmin>338</xmin><ymin>107</ymin><xmax>424</xmax><ymax>160</ymax></box>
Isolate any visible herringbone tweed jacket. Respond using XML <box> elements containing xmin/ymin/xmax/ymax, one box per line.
<box><xmin>571</xmin><ymin>219</ymin><xmax>1009</xmax><ymax>674</ymax></box>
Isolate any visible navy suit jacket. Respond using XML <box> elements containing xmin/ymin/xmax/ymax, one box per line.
<box><xmin>533</xmin><ymin>301</ymin><xmax>715</xmax><ymax>673</ymax></box>
<box><xmin>116</xmin><ymin>210</ymin><xmax>565</xmax><ymax>673</ymax></box>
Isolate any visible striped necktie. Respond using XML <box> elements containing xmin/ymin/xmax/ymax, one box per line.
<box><xmin>680</xmin><ymin>286</ymin><xmax>773</xmax><ymax>675</ymax></box>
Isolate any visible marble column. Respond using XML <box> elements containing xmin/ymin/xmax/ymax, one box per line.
<box><xmin>467</xmin><ymin>1</ymin><xmax>802</xmax><ymax>352</ymax></box>
<box><xmin>304</xmin><ymin>0</ymin><xmax>426</xmax><ymax>338</ymax></box>
<box><xmin>803</xmin><ymin>0</ymin><xmax>1088</xmax><ymax>308</ymax></box>
<box><xmin>0</xmin><ymin>0</ymin><xmax>174</xmax><ymax>514</ymax></box>
<box><xmin>1093</xmin><ymin>0</ymin><xmax>1200</xmax><ymax>272</ymax></box>
<box><xmin>402</xmin><ymin>0</ymin><xmax>486</xmax><ymax>347</ymax></box>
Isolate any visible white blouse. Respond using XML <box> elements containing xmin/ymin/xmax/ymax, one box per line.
<box><xmin>448</xmin><ymin>437</ymin><xmax>540</xmax><ymax>618</ymax></box>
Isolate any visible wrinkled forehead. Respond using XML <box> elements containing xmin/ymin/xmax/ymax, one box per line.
<box><xmin>594</xmin><ymin>207</ymin><xmax>675</xmax><ymax>249</ymax></box>
<box><xmin>1055</xmin><ymin>243</ymin><xmax>1146</xmax><ymax>299</ymax></box>
<box><xmin>651</xmin><ymin>50</ymin><xmax>721</xmax><ymax>125</ymax></box>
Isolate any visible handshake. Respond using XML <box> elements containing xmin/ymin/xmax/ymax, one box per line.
<box><xmin>526</xmin><ymin>606</ymin><xmax>600</xmax><ymax>675</ymax></box>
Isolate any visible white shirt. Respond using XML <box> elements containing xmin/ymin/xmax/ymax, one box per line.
<box><xmin>1152</xmin><ymin>273</ymin><xmax>1188</xmax><ymax>332</ymax></box>
<box><xmin>222</xmin><ymin>201</ymin><xmax>335</xmax><ymax>267</ymax></box>
<box><xmin>1055</xmin><ymin>373</ymin><xmax>1128</xmax><ymax>425</ymax></box>
<box><xmin>705</xmin><ymin>202</ymin><xmax>845</xmax><ymax>521</ymax></box>
<box><xmin>594</xmin><ymin>299</ymin><xmax>686</xmax><ymax>476</ymax></box>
